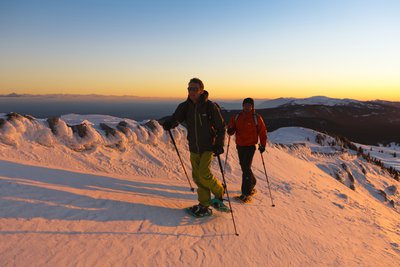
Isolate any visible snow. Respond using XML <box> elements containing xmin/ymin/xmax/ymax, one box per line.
<box><xmin>0</xmin><ymin>114</ymin><xmax>399</xmax><ymax>266</ymax></box>
<box><xmin>357</xmin><ymin>142</ymin><xmax>400</xmax><ymax>172</ymax></box>
<box><xmin>258</xmin><ymin>96</ymin><xmax>361</xmax><ymax>109</ymax></box>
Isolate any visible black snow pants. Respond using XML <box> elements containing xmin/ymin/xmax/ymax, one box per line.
<box><xmin>237</xmin><ymin>145</ymin><xmax>256</xmax><ymax>196</ymax></box>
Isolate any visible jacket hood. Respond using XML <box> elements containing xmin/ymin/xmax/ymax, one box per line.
<box><xmin>187</xmin><ymin>90</ymin><xmax>209</xmax><ymax>105</ymax></box>
<box><xmin>199</xmin><ymin>90</ymin><xmax>209</xmax><ymax>104</ymax></box>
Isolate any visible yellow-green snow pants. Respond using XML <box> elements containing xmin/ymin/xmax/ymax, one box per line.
<box><xmin>190</xmin><ymin>151</ymin><xmax>224</xmax><ymax>207</ymax></box>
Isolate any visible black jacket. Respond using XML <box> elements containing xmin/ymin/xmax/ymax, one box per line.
<box><xmin>170</xmin><ymin>91</ymin><xmax>225</xmax><ymax>154</ymax></box>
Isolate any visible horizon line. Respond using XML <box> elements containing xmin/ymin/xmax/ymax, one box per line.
<box><xmin>0</xmin><ymin>92</ymin><xmax>395</xmax><ymax>103</ymax></box>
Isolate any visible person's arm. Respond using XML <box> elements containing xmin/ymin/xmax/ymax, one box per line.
<box><xmin>162</xmin><ymin>101</ymin><xmax>187</xmax><ymax>130</ymax></box>
<box><xmin>258</xmin><ymin>115</ymin><xmax>267</xmax><ymax>147</ymax></box>
<box><xmin>227</xmin><ymin>116</ymin><xmax>236</xmax><ymax>135</ymax></box>
<box><xmin>172</xmin><ymin>101</ymin><xmax>188</xmax><ymax>124</ymax></box>
<box><xmin>211</xmin><ymin>103</ymin><xmax>225</xmax><ymax>149</ymax></box>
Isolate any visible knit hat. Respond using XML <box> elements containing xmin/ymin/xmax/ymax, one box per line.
<box><xmin>242</xmin><ymin>97</ymin><xmax>254</xmax><ymax>107</ymax></box>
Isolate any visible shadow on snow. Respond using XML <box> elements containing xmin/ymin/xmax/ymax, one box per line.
<box><xmin>0</xmin><ymin>160</ymin><xmax>219</xmax><ymax>228</ymax></box>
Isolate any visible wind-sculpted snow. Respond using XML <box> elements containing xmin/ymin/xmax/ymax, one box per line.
<box><xmin>0</xmin><ymin>113</ymin><xmax>184</xmax><ymax>151</ymax></box>
<box><xmin>0</xmin><ymin>113</ymin><xmax>192</xmax><ymax>179</ymax></box>
<box><xmin>0</xmin><ymin>114</ymin><xmax>55</xmax><ymax>147</ymax></box>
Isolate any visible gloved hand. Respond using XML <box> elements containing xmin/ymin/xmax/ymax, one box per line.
<box><xmin>258</xmin><ymin>144</ymin><xmax>265</xmax><ymax>153</ymax></box>
<box><xmin>227</xmin><ymin>128</ymin><xmax>235</xmax><ymax>136</ymax></box>
<box><xmin>212</xmin><ymin>145</ymin><xmax>224</xmax><ymax>156</ymax></box>
<box><xmin>162</xmin><ymin>120</ymin><xmax>178</xmax><ymax>131</ymax></box>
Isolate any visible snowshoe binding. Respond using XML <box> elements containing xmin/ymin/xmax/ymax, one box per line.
<box><xmin>185</xmin><ymin>204</ymin><xmax>212</xmax><ymax>218</ymax></box>
<box><xmin>210</xmin><ymin>198</ymin><xmax>231</xmax><ymax>212</ymax></box>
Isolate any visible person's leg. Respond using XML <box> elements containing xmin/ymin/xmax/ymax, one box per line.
<box><xmin>237</xmin><ymin>146</ymin><xmax>247</xmax><ymax>195</ymax></box>
<box><xmin>238</xmin><ymin>146</ymin><xmax>255</xmax><ymax>195</ymax></box>
<box><xmin>247</xmin><ymin>146</ymin><xmax>257</xmax><ymax>192</ymax></box>
<box><xmin>196</xmin><ymin>151</ymin><xmax>224</xmax><ymax>206</ymax></box>
<box><xmin>190</xmin><ymin>152</ymin><xmax>210</xmax><ymax>207</ymax></box>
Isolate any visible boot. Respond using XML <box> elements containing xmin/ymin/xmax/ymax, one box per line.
<box><xmin>189</xmin><ymin>204</ymin><xmax>212</xmax><ymax>217</ymax></box>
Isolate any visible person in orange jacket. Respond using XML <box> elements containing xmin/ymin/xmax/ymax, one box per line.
<box><xmin>227</xmin><ymin>97</ymin><xmax>267</xmax><ymax>202</ymax></box>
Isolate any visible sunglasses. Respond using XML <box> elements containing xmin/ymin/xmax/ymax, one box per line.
<box><xmin>188</xmin><ymin>87</ymin><xmax>201</xmax><ymax>92</ymax></box>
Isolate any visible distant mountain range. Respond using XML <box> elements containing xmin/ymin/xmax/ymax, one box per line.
<box><xmin>257</xmin><ymin>96</ymin><xmax>362</xmax><ymax>108</ymax></box>
<box><xmin>222</xmin><ymin>97</ymin><xmax>400</xmax><ymax>145</ymax></box>
<box><xmin>0</xmin><ymin>93</ymin><xmax>180</xmax><ymax>101</ymax></box>
<box><xmin>0</xmin><ymin>93</ymin><xmax>24</xmax><ymax>97</ymax></box>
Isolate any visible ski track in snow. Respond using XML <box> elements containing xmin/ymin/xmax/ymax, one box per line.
<box><xmin>0</xmin><ymin>116</ymin><xmax>399</xmax><ymax>266</ymax></box>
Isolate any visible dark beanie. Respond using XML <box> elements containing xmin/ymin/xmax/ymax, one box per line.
<box><xmin>242</xmin><ymin>97</ymin><xmax>254</xmax><ymax>107</ymax></box>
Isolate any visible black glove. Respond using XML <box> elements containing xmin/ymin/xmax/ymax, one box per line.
<box><xmin>162</xmin><ymin>120</ymin><xmax>178</xmax><ymax>131</ymax></box>
<box><xmin>258</xmin><ymin>144</ymin><xmax>265</xmax><ymax>153</ymax></box>
<box><xmin>227</xmin><ymin>128</ymin><xmax>235</xmax><ymax>136</ymax></box>
<box><xmin>212</xmin><ymin>145</ymin><xmax>224</xmax><ymax>156</ymax></box>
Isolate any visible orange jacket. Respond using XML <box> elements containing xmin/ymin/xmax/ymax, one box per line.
<box><xmin>228</xmin><ymin>111</ymin><xmax>267</xmax><ymax>147</ymax></box>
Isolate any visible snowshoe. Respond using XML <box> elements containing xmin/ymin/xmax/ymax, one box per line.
<box><xmin>185</xmin><ymin>204</ymin><xmax>212</xmax><ymax>218</ymax></box>
<box><xmin>250</xmin><ymin>188</ymin><xmax>257</xmax><ymax>196</ymax></box>
<box><xmin>210</xmin><ymin>198</ymin><xmax>231</xmax><ymax>212</ymax></box>
<box><xmin>234</xmin><ymin>194</ymin><xmax>252</xmax><ymax>204</ymax></box>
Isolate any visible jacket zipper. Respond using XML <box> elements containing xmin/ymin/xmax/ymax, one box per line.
<box><xmin>198</xmin><ymin>114</ymin><xmax>203</xmax><ymax>127</ymax></box>
<box><xmin>194</xmin><ymin>104</ymin><xmax>200</xmax><ymax>153</ymax></box>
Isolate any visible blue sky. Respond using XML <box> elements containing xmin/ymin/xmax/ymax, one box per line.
<box><xmin>1</xmin><ymin>0</ymin><xmax>399</xmax><ymax>100</ymax></box>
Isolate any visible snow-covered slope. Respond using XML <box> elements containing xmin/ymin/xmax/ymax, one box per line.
<box><xmin>357</xmin><ymin>142</ymin><xmax>400</xmax><ymax>172</ymax></box>
<box><xmin>0</xmin><ymin>114</ymin><xmax>399</xmax><ymax>266</ymax></box>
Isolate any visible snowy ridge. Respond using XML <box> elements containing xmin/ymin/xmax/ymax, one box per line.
<box><xmin>0</xmin><ymin>113</ymin><xmax>171</xmax><ymax>151</ymax></box>
<box><xmin>1</xmin><ymin>113</ymin><xmax>400</xmax><ymax>266</ymax></box>
<box><xmin>0</xmin><ymin>113</ymin><xmax>195</xmax><ymax>179</ymax></box>
<box><xmin>258</xmin><ymin>96</ymin><xmax>361</xmax><ymax>109</ymax></box>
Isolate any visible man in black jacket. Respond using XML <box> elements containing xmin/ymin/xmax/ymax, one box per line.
<box><xmin>163</xmin><ymin>78</ymin><xmax>225</xmax><ymax>217</ymax></box>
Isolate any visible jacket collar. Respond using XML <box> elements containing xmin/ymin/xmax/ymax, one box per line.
<box><xmin>187</xmin><ymin>90</ymin><xmax>209</xmax><ymax>105</ymax></box>
<box><xmin>241</xmin><ymin>109</ymin><xmax>255</xmax><ymax>116</ymax></box>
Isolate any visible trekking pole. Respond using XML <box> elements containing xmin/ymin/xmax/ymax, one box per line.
<box><xmin>260</xmin><ymin>151</ymin><xmax>275</xmax><ymax>207</ymax></box>
<box><xmin>223</xmin><ymin>135</ymin><xmax>231</xmax><ymax>174</ymax></box>
<box><xmin>168</xmin><ymin>129</ymin><xmax>195</xmax><ymax>192</ymax></box>
<box><xmin>217</xmin><ymin>154</ymin><xmax>239</xmax><ymax>236</ymax></box>
<box><xmin>222</xmin><ymin>135</ymin><xmax>231</xmax><ymax>191</ymax></box>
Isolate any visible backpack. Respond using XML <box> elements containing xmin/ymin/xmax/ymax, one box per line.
<box><xmin>234</xmin><ymin>111</ymin><xmax>260</xmax><ymax>132</ymax></box>
<box><xmin>206</xmin><ymin>101</ymin><xmax>222</xmax><ymax>127</ymax></box>
<box><xmin>178</xmin><ymin>99</ymin><xmax>224</xmax><ymax>130</ymax></box>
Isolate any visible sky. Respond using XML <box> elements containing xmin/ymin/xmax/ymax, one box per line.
<box><xmin>0</xmin><ymin>0</ymin><xmax>399</xmax><ymax>100</ymax></box>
